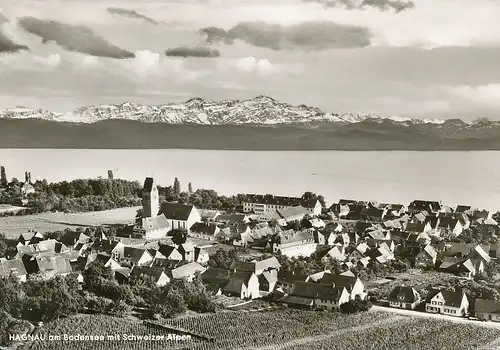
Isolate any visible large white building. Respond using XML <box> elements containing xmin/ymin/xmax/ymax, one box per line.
<box><xmin>242</xmin><ymin>194</ymin><xmax>322</xmax><ymax>216</ymax></box>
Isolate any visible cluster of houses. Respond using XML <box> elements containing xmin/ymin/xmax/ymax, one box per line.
<box><xmin>200</xmin><ymin>256</ymin><xmax>367</xmax><ymax>310</ymax></box>
<box><xmin>2</xmin><ymin>177</ymin><xmax>500</xmax><ymax>314</ymax></box>
<box><xmin>388</xmin><ymin>285</ymin><xmax>500</xmax><ymax>322</ymax></box>
<box><xmin>0</xmin><ymin>228</ymin><xmax>209</xmax><ymax>286</ymax></box>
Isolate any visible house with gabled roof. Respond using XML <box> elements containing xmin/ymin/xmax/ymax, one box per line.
<box><xmin>411</xmin><ymin>211</ymin><xmax>429</xmax><ymax>224</ymax></box>
<box><xmin>276</xmin><ymin>271</ymin><xmax>309</xmax><ymax>293</ymax></box>
<box><xmin>231</xmin><ymin>256</ymin><xmax>281</xmax><ymax>275</ymax></box>
<box><xmin>158</xmin><ymin>203</ymin><xmax>201</xmax><ymax>233</ymax></box>
<box><xmin>134</xmin><ymin>214</ymin><xmax>171</xmax><ymax>240</ymax></box>
<box><xmin>258</xmin><ymin>269</ymin><xmax>278</xmax><ymax>293</ymax></box>
<box><xmin>426</xmin><ymin>289</ymin><xmax>469</xmax><ymax>317</ymax></box>
<box><xmin>271</xmin><ymin>230</ymin><xmax>317</xmax><ymax>258</ymax></box>
<box><xmin>194</xmin><ymin>247</ymin><xmax>209</xmax><ymax>265</ymax></box>
<box><xmin>360</xmin><ymin>207</ymin><xmax>386</xmax><ymax>222</ymax></box>
<box><xmin>438</xmin><ymin>257</ymin><xmax>476</xmax><ymax>278</ymax></box>
<box><xmin>223</xmin><ymin>271</ymin><xmax>260</xmax><ymax>299</ymax></box>
<box><xmin>408</xmin><ymin>200</ymin><xmax>442</xmax><ymax>214</ymax></box>
<box><xmin>215</xmin><ymin>213</ymin><xmax>251</xmax><ymax>225</ymax></box>
<box><xmin>314</xmin><ymin>230</ymin><xmax>335</xmax><ymax>246</ymax></box>
<box><xmin>279</xmin><ymin>282</ymin><xmax>350</xmax><ymax>311</ymax></box>
<box><xmin>91</xmin><ymin>239</ymin><xmax>125</xmax><ymax>260</ymax></box>
<box><xmin>177</xmin><ymin>242</ymin><xmax>196</xmax><ymax>262</ymax></box>
<box><xmin>17</xmin><ymin>230</ymin><xmax>45</xmax><ymax>247</ymax></box>
<box><xmin>455</xmin><ymin>205</ymin><xmax>472</xmax><ymax>214</ymax></box>
<box><xmin>0</xmin><ymin>257</ymin><xmax>27</xmax><ymax>282</ymax></box>
<box><xmin>167</xmin><ymin>261</ymin><xmax>206</xmax><ymax>282</ymax></box>
<box><xmin>198</xmin><ymin>209</ymin><xmax>221</xmax><ymax>222</ymax></box>
<box><xmin>277</xmin><ymin>206</ymin><xmax>310</xmax><ymax>224</ymax></box>
<box><xmin>436</xmin><ymin>217</ymin><xmax>463</xmax><ymax>237</ymax></box>
<box><xmin>130</xmin><ymin>266</ymin><xmax>169</xmax><ymax>286</ymax></box>
<box><xmin>388</xmin><ymin>286</ymin><xmax>421</xmax><ymax>310</ymax></box>
<box><xmin>94</xmin><ymin>253</ymin><xmax>122</xmax><ymax>270</ymax></box>
<box><xmin>24</xmin><ymin>253</ymin><xmax>72</xmax><ymax>280</ymax></box>
<box><xmin>189</xmin><ymin>222</ymin><xmax>220</xmax><ymax>241</ymax></box>
<box><xmin>475</xmin><ymin>299</ymin><xmax>500</xmax><ymax>322</ymax></box>
<box><xmin>320</xmin><ymin>245</ymin><xmax>346</xmax><ymax>263</ymax></box>
<box><xmin>415</xmin><ymin>244</ymin><xmax>438</xmax><ymax>268</ymax></box>
<box><xmin>158</xmin><ymin>244</ymin><xmax>183</xmax><ymax>261</ymax></box>
<box><xmin>317</xmin><ymin>272</ymin><xmax>365</xmax><ymax>300</ymax></box>
<box><xmin>121</xmin><ymin>247</ymin><xmax>153</xmax><ymax>267</ymax></box>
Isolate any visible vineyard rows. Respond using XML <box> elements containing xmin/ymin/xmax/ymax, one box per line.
<box><xmin>286</xmin><ymin>317</ymin><xmax>500</xmax><ymax>350</ymax></box>
<box><xmin>160</xmin><ymin>310</ymin><xmax>393</xmax><ymax>350</ymax></box>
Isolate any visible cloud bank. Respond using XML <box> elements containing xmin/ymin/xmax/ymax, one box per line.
<box><xmin>0</xmin><ymin>30</ymin><xmax>29</xmax><ymax>53</ymax></box>
<box><xmin>200</xmin><ymin>21</ymin><xmax>371</xmax><ymax>50</ymax></box>
<box><xmin>18</xmin><ymin>17</ymin><xmax>135</xmax><ymax>59</ymax></box>
<box><xmin>304</xmin><ymin>0</ymin><xmax>415</xmax><ymax>12</ymax></box>
<box><xmin>165</xmin><ymin>46</ymin><xmax>220</xmax><ymax>58</ymax></box>
<box><xmin>106</xmin><ymin>7</ymin><xmax>159</xmax><ymax>25</ymax></box>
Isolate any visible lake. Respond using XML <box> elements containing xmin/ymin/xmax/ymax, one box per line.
<box><xmin>1</xmin><ymin>149</ymin><xmax>500</xmax><ymax>211</ymax></box>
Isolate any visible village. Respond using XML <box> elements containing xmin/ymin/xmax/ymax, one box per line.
<box><xmin>2</xmin><ymin>174</ymin><xmax>500</xmax><ymax>337</ymax></box>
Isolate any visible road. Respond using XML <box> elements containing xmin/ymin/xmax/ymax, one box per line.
<box><xmin>371</xmin><ymin>305</ymin><xmax>500</xmax><ymax>330</ymax></box>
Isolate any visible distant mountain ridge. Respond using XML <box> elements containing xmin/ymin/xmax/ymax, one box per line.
<box><xmin>0</xmin><ymin>95</ymin><xmax>448</xmax><ymax>126</ymax></box>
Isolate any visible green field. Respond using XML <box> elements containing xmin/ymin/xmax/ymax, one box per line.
<box><xmin>0</xmin><ymin>206</ymin><xmax>140</xmax><ymax>238</ymax></box>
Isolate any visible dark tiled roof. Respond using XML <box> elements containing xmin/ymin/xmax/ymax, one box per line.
<box><xmin>428</xmin><ymin>289</ymin><xmax>466</xmax><ymax>308</ymax></box>
<box><xmin>223</xmin><ymin>271</ymin><xmax>254</xmax><ymax>294</ymax></box>
<box><xmin>123</xmin><ymin>247</ymin><xmax>151</xmax><ymax>263</ymax></box>
<box><xmin>318</xmin><ymin>273</ymin><xmax>358</xmax><ymax>289</ymax></box>
<box><xmin>291</xmin><ymin>281</ymin><xmax>344</xmax><ymax>301</ymax></box>
<box><xmin>455</xmin><ymin>205</ymin><xmax>471</xmax><ymax>213</ymax></box>
<box><xmin>278</xmin><ymin>271</ymin><xmax>308</xmax><ymax>284</ymax></box>
<box><xmin>131</xmin><ymin>266</ymin><xmax>166</xmax><ymax>281</ymax></box>
<box><xmin>388</xmin><ymin>286</ymin><xmax>420</xmax><ymax>303</ymax></box>
<box><xmin>201</xmin><ymin>267</ymin><xmax>232</xmax><ymax>285</ymax></box>
<box><xmin>190</xmin><ymin>222</ymin><xmax>218</xmax><ymax>236</ymax></box>
<box><xmin>158</xmin><ymin>203</ymin><xmax>195</xmax><ymax>221</ymax></box>
<box><xmin>143</xmin><ymin>177</ymin><xmax>155</xmax><ymax>192</ymax></box>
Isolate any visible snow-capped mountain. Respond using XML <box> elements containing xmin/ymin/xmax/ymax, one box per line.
<box><xmin>0</xmin><ymin>96</ymin><xmax>446</xmax><ymax>126</ymax></box>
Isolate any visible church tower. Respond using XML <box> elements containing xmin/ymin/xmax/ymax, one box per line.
<box><xmin>142</xmin><ymin>177</ymin><xmax>159</xmax><ymax>218</ymax></box>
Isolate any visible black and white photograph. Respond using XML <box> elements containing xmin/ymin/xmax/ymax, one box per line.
<box><xmin>1</xmin><ymin>0</ymin><xmax>500</xmax><ymax>349</ymax></box>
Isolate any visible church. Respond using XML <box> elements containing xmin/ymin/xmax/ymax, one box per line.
<box><xmin>134</xmin><ymin>177</ymin><xmax>171</xmax><ymax>240</ymax></box>
<box><xmin>134</xmin><ymin>177</ymin><xmax>202</xmax><ymax>239</ymax></box>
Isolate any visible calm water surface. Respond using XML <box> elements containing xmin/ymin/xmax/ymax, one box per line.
<box><xmin>1</xmin><ymin>149</ymin><xmax>499</xmax><ymax>210</ymax></box>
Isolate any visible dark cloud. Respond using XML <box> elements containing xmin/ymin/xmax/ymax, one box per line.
<box><xmin>303</xmin><ymin>0</ymin><xmax>415</xmax><ymax>12</ymax></box>
<box><xmin>107</xmin><ymin>7</ymin><xmax>159</xmax><ymax>25</ymax></box>
<box><xmin>165</xmin><ymin>46</ymin><xmax>220</xmax><ymax>58</ymax></box>
<box><xmin>18</xmin><ymin>17</ymin><xmax>135</xmax><ymax>59</ymax></box>
<box><xmin>199</xmin><ymin>21</ymin><xmax>371</xmax><ymax>50</ymax></box>
<box><xmin>0</xmin><ymin>30</ymin><xmax>29</xmax><ymax>54</ymax></box>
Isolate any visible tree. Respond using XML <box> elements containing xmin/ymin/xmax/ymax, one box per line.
<box><xmin>170</xmin><ymin>228</ymin><xmax>188</xmax><ymax>245</ymax></box>
<box><xmin>340</xmin><ymin>296</ymin><xmax>372</xmax><ymax>314</ymax></box>
<box><xmin>0</xmin><ymin>233</ymin><xmax>7</xmax><ymax>258</ymax></box>
<box><xmin>173</xmin><ymin>177</ymin><xmax>181</xmax><ymax>195</ymax></box>
<box><xmin>0</xmin><ymin>167</ymin><xmax>7</xmax><ymax>188</ymax></box>
<box><xmin>188</xmin><ymin>182</ymin><xmax>193</xmax><ymax>195</ymax></box>
<box><xmin>107</xmin><ymin>170</ymin><xmax>114</xmax><ymax>180</ymax></box>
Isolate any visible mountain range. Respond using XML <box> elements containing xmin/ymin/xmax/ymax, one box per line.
<box><xmin>0</xmin><ymin>96</ymin><xmax>499</xmax><ymax>150</ymax></box>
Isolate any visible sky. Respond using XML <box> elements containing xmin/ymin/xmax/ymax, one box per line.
<box><xmin>0</xmin><ymin>0</ymin><xmax>499</xmax><ymax>119</ymax></box>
